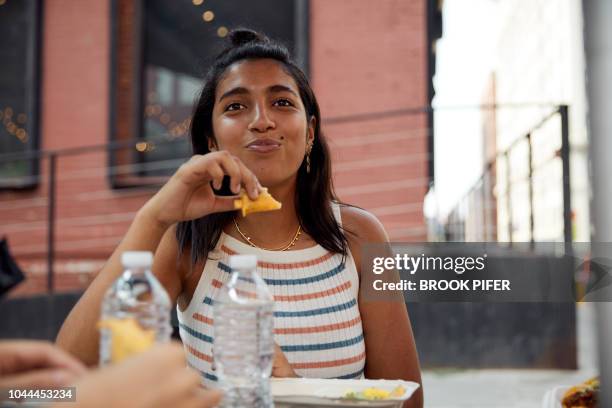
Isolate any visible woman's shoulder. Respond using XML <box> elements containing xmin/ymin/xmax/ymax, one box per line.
<box><xmin>338</xmin><ymin>203</ymin><xmax>389</xmax><ymax>244</ymax></box>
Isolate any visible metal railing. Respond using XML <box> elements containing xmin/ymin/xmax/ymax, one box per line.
<box><xmin>444</xmin><ymin>105</ymin><xmax>571</xmax><ymax>248</ymax></box>
<box><xmin>0</xmin><ymin>137</ymin><xmax>195</xmax><ymax>293</ymax></box>
<box><xmin>0</xmin><ymin>107</ymin><xmax>436</xmax><ymax>294</ymax></box>
<box><xmin>0</xmin><ymin>103</ymin><xmax>575</xmax><ymax>294</ymax></box>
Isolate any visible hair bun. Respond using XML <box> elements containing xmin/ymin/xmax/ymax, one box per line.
<box><xmin>228</xmin><ymin>28</ymin><xmax>268</xmax><ymax>47</ymax></box>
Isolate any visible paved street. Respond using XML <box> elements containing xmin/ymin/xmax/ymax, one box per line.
<box><xmin>422</xmin><ymin>303</ymin><xmax>598</xmax><ymax>407</ymax></box>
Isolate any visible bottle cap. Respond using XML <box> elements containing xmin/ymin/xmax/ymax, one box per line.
<box><xmin>121</xmin><ymin>251</ymin><xmax>153</xmax><ymax>268</ymax></box>
<box><xmin>228</xmin><ymin>254</ymin><xmax>257</xmax><ymax>270</ymax></box>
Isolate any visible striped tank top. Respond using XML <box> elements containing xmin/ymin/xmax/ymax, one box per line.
<box><xmin>177</xmin><ymin>202</ymin><xmax>366</xmax><ymax>384</ymax></box>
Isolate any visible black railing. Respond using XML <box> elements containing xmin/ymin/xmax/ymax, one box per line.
<box><xmin>0</xmin><ymin>106</ymin><xmax>437</xmax><ymax>293</ymax></box>
<box><xmin>444</xmin><ymin>105</ymin><xmax>571</xmax><ymax>248</ymax></box>
<box><xmin>0</xmin><ymin>103</ymin><xmax>573</xmax><ymax>293</ymax></box>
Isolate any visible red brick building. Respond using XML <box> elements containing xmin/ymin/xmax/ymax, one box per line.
<box><xmin>0</xmin><ymin>0</ymin><xmax>441</xmax><ymax>295</ymax></box>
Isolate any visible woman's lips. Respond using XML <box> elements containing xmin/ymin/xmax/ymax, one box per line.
<box><xmin>246</xmin><ymin>139</ymin><xmax>281</xmax><ymax>153</ymax></box>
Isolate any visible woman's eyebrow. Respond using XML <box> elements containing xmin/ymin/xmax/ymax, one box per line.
<box><xmin>268</xmin><ymin>84</ymin><xmax>298</xmax><ymax>97</ymax></box>
<box><xmin>218</xmin><ymin>87</ymin><xmax>249</xmax><ymax>103</ymax></box>
<box><xmin>218</xmin><ymin>84</ymin><xmax>298</xmax><ymax>103</ymax></box>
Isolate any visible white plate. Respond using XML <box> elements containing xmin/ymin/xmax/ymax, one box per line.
<box><xmin>272</xmin><ymin>378</ymin><xmax>420</xmax><ymax>407</ymax></box>
<box><xmin>541</xmin><ymin>386</ymin><xmax>569</xmax><ymax>408</ymax></box>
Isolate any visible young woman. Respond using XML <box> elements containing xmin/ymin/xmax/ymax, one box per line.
<box><xmin>57</xmin><ymin>29</ymin><xmax>423</xmax><ymax>407</ymax></box>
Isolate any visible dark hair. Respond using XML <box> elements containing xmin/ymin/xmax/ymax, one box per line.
<box><xmin>176</xmin><ymin>28</ymin><xmax>349</xmax><ymax>263</ymax></box>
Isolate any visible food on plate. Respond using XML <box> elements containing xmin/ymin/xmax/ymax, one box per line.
<box><xmin>98</xmin><ymin>318</ymin><xmax>155</xmax><ymax>363</ymax></box>
<box><xmin>234</xmin><ymin>187</ymin><xmax>282</xmax><ymax>217</ymax></box>
<box><xmin>344</xmin><ymin>385</ymin><xmax>406</xmax><ymax>400</ymax></box>
<box><xmin>562</xmin><ymin>376</ymin><xmax>599</xmax><ymax>407</ymax></box>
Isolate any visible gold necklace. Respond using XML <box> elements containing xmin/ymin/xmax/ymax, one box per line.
<box><xmin>233</xmin><ymin>218</ymin><xmax>302</xmax><ymax>251</ymax></box>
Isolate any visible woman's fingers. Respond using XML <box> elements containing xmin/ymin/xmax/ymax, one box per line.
<box><xmin>215</xmin><ymin>153</ymin><xmax>243</xmax><ymax>194</ymax></box>
<box><xmin>234</xmin><ymin>158</ymin><xmax>261</xmax><ymax>200</ymax></box>
<box><xmin>206</xmin><ymin>162</ymin><xmax>225</xmax><ymax>191</ymax></box>
<box><xmin>149</xmin><ymin>367</ymin><xmax>202</xmax><ymax>408</ymax></box>
<box><xmin>176</xmin><ymin>389</ymin><xmax>223</xmax><ymax>408</ymax></box>
<box><xmin>148</xmin><ymin>151</ymin><xmax>265</xmax><ymax>224</ymax></box>
<box><xmin>184</xmin><ymin>152</ymin><xmax>256</xmax><ymax>196</ymax></box>
<box><xmin>0</xmin><ymin>368</ymin><xmax>79</xmax><ymax>390</ymax></box>
<box><xmin>211</xmin><ymin>196</ymin><xmax>239</xmax><ymax>214</ymax></box>
<box><xmin>0</xmin><ymin>341</ymin><xmax>87</xmax><ymax>377</ymax></box>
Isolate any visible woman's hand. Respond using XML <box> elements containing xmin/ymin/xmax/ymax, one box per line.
<box><xmin>53</xmin><ymin>343</ymin><xmax>222</xmax><ymax>408</ymax></box>
<box><xmin>142</xmin><ymin>152</ymin><xmax>261</xmax><ymax>228</ymax></box>
<box><xmin>272</xmin><ymin>343</ymin><xmax>298</xmax><ymax>378</ymax></box>
<box><xmin>0</xmin><ymin>340</ymin><xmax>88</xmax><ymax>391</ymax></box>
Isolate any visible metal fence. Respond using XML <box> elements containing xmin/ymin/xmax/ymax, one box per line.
<box><xmin>444</xmin><ymin>104</ymin><xmax>572</xmax><ymax>247</ymax></box>
<box><xmin>0</xmin><ymin>107</ymin><xmax>435</xmax><ymax>294</ymax></box>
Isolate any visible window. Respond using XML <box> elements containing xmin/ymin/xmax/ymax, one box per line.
<box><xmin>110</xmin><ymin>0</ymin><xmax>309</xmax><ymax>185</ymax></box>
<box><xmin>0</xmin><ymin>0</ymin><xmax>41</xmax><ymax>189</ymax></box>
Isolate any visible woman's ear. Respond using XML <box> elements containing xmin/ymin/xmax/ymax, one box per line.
<box><xmin>306</xmin><ymin>116</ymin><xmax>316</xmax><ymax>146</ymax></box>
<box><xmin>208</xmin><ymin>137</ymin><xmax>218</xmax><ymax>152</ymax></box>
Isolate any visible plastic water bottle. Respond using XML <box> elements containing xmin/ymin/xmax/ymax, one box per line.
<box><xmin>213</xmin><ymin>254</ymin><xmax>275</xmax><ymax>408</ymax></box>
<box><xmin>99</xmin><ymin>251</ymin><xmax>172</xmax><ymax>366</ymax></box>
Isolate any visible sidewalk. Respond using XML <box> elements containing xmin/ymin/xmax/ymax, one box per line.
<box><xmin>421</xmin><ymin>303</ymin><xmax>598</xmax><ymax>407</ymax></box>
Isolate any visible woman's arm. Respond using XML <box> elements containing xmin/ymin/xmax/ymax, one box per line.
<box><xmin>56</xmin><ymin>152</ymin><xmax>261</xmax><ymax>365</ymax></box>
<box><xmin>341</xmin><ymin>206</ymin><xmax>424</xmax><ymax>408</ymax></box>
<box><xmin>55</xmin><ymin>214</ymin><xmax>182</xmax><ymax>366</ymax></box>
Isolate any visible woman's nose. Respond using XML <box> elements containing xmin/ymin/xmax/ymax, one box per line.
<box><xmin>248</xmin><ymin>104</ymin><xmax>276</xmax><ymax>132</ymax></box>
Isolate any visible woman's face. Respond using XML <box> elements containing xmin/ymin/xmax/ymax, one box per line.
<box><xmin>210</xmin><ymin>59</ymin><xmax>314</xmax><ymax>187</ymax></box>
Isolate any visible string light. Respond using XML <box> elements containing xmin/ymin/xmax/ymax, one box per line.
<box><xmin>192</xmin><ymin>0</ymin><xmax>203</xmax><ymax>5</ymax></box>
<box><xmin>0</xmin><ymin>105</ymin><xmax>28</xmax><ymax>143</ymax></box>
<box><xmin>135</xmin><ymin>141</ymin><xmax>155</xmax><ymax>152</ymax></box>
<box><xmin>0</xmin><ymin>0</ymin><xmax>7</xmax><ymax>7</ymax></box>
<box><xmin>217</xmin><ymin>26</ymin><xmax>228</xmax><ymax>37</ymax></box>
<box><xmin>144</xmin><ymin>104</ymin><xmax>190</xmax><ymax>136</ymax></box>
<box><xmin>16</xmin><ymin>129</ymin><xmax>27</xmax><ymax>142</ymax></box>
<box><xmin>202</xmin><ymin>11</ymin><xmax>214</xmax><ymax>22</ymax></box>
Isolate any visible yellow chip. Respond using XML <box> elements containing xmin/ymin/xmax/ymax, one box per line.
<box><xmin>98</xmin><ymin>318</ymin><xmax>155</xmax><ymax>363</ymax></box>
<box><xmin>233</xmin><ymin>187</ymin><xmax>282</xmax><ymax>217</ymax></box>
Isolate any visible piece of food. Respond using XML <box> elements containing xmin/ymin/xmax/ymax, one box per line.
<box><xmin>562</xmin><ymin>376</ymin><xmax>599</xmax><ymax>407</ymax></box>
<box><xmin>344</xmin><ymin>385</ymin><xmax>405</xmax><ymax>401</ymax></box>
<box><xmin>98</xmin><ymin>318</ymin><xmax>155</xmax><ymax>363</ymax></box>
<box><xmin>389</xmin><ymin>385</ymin><xmax>406</xmax><ymax>398</ymax></box>
<box><xmin>233</xmin><ymin>187</ymin><xmax>282</xmax><ymax>217</ymax></box>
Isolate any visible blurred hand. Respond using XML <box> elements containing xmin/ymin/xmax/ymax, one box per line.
<box><xmin>54</xmin><ymin>343</ymin><xmax>221</xmax><ymax>408</ymax></box>
<box><xmin>272</xmin><ymin>343</ymin><xmax>298</xmax><ymax>378</ymax></box>
<box><xmin>0</xmin><ymin>340</ymin><xmax>87</xmax><ymax>391</ymax></box>
<box><xmin>143</xmin><ymin>152</ymin><xmax>262</xmax><ymax>228</ymax></box>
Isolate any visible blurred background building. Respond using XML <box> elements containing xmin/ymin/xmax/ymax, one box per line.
<box><xmin>2</xmin><ymin>2</ymin><xmax>601</xmax><ymax>405</ymax></box>
<box><xmin>437</xmin><ymin>0</ymin><xmax>590</xmax><ymax>244</ymax></box>
<box><xmin>0</xmin><ymin>0</ymin><xmax>442</xmax><ymax>295</ymax></box>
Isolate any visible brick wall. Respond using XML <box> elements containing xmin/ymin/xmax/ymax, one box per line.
<box><xmin>311</xmin><ymin>0</ymin><xmax>429</xmax><ymax>241</ymax></box>
<box><xmin>1</xmin><ymin>0</ymin><xmax>430</xmax><ymax>296</ymax></box>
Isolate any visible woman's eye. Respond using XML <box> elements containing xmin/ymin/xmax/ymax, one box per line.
<box><xmin>225</xmin><ymin>103</ymin><xmax>244</xmax><ymax>112</ymax></box>
<box><xmin>274</xmin><ymin>99</ymin><xmax>293</xmax><ymax>107</ymax></box>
